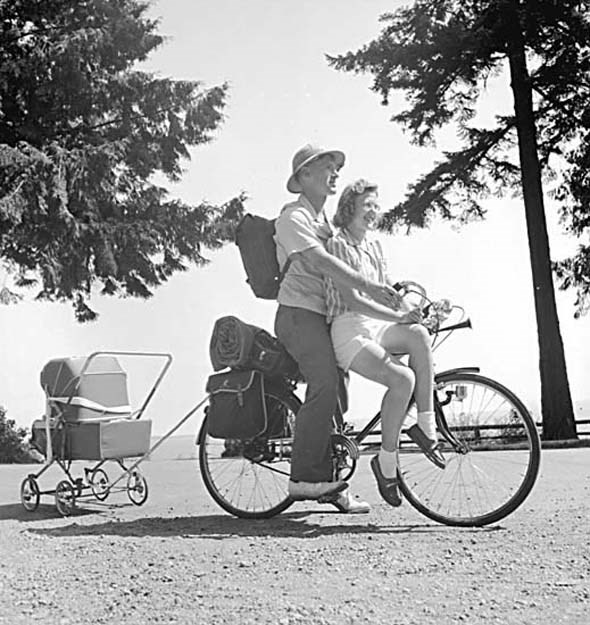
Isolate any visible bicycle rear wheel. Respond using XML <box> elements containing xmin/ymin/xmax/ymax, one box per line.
<box><xmin>198</xmin><ymin>387</ymin><xmax>300</xmax><ymax>519</ymax></box>
<box><xmin>398</xmin><ymin>372</ymin><xmax>541</xmax><ymax>527</ymax></box>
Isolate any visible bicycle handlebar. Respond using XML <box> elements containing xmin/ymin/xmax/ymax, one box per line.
<box><xmin>391</xmin><ymin>280</ymin><xmax>472</xmax><ymax>349</ymax></box>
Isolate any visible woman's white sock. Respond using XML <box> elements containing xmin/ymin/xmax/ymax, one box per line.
<box><xmin>417</xmin><ymin>411</ymin><xmax>437</xmax><ymax>441</ymax></box>
<box><xmin>378</xmin><ymin>447</ymin><xmax>398</xmax><ymax>479</ymax></box>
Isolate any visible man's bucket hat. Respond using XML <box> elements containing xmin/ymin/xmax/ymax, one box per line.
<box><xmin>287</xmin><ymin>144</ymin><xmax>346</xmax><ymax>193</ymax></box>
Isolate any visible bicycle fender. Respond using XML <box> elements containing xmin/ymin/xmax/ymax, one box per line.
<box><xmin>435</xmin><ymin>367</ymin><xmax>480</xmax><ymax>381</ymax></box>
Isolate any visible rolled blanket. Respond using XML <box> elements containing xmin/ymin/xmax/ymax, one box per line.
<box><xmin>209</xmin><ymin>316</ymin><xmax>255</xmax><ymax>372</ymax></box>
<box><xmin>209</xmin><ymin>315</ymin><xmax>301</xmax><ymax>381</ymax></box>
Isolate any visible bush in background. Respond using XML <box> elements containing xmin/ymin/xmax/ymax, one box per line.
<box><xmin>0</xmin><ymin>406</ymin><xmax>41</xmax><ymax>463</ymax></box>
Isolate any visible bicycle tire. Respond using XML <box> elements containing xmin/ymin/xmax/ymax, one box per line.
<box><xmin>198</xmin><ymin>386</ymin><xmax>300</xmax><ymax>519</ymax></box>
<box><xmin>397</xmin><ymin>372</ymin><xmax>541</xmax><ymax>527</ymax></box>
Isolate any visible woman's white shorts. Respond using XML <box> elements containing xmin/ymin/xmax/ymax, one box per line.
<box><xmin>330</xmin><ymin>312</ymin><xmax>390</xmax><ymax>371</ymax></box>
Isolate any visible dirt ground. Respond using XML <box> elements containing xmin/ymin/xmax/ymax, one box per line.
<box><xmin>1</xmin><ymin>448</ymin><xmax>589</xmax><ymax>625</ymax></box>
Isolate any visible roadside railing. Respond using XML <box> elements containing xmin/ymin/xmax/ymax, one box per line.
<box><xmin>352</xmin><ymin>419</ymin><xmax>590</xmax><ymax>455</ymax></box>
<box><xmin>535</xmin><ymin>419</ymin><xmax>590</xmax><ymax>439</ymax></box>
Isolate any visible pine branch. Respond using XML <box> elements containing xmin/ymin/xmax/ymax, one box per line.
<box><xmin>380</xmin><ymin>117</ymin><xmax>516</xmax><ymax>231</ymax></box>
<box><xmin>54</xmin><ymin>104</ymin><xmax>178</xmax><ymax>137</ymax></box>
<box><xmin>532</xmin><ymin>83</ymin><xmax>590</xmax><ymax>130</ymax></box>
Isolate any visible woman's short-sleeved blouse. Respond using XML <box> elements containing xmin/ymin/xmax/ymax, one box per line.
<box><xmin>324</xmin><ymin>229</ymin><xmax>387</xmax><ymax>322</ymax></box>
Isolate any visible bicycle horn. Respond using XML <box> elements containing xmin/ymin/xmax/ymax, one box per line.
<box><xmin>439</xmin><ymin>318</ymin><xmax>472</xmax><ymax>332</ymax></box>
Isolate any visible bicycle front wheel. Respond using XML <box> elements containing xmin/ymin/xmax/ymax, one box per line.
<box><xmin>198</xmin><ymin>387</ymin><xmax>300</xmax><ymax>519</ymax></box>
<box><xmin>398</xmin><ymin>372</ymin><xmax>541</xmax><ymax>527</ymax></box>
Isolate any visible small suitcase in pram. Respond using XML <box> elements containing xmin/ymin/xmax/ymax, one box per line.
<box><xmin>21</xmin><ymin>351</ymin><xmax>171</xmax><ymax>516</ymax></box>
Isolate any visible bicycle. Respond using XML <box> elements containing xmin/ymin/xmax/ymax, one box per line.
<box><xmin>197</xmin><ymin>283</ymin><xmax>541</xmax><ymax>527</ymax></box>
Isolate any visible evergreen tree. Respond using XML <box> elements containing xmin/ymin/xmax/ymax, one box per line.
<box><xmin>0</xmin><ymin>0</ymin><xmax>244</xmax><ymax>321</ymax></box>
<box><xmin>328</xmin><ymin>0</ymin><xmax>589</xmax><ymax>439</ymax></box>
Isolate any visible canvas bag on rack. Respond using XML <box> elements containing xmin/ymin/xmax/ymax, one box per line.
<box><xmin>205</xmin><ymin>369</ymin><xmax>267</xmax><ymax>440</ymax></box>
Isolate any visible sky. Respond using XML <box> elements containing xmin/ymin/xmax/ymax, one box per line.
<box><xmin>1</xmin><ymin>0</ymin><xmax>589</xmax><ymax>436</ymax></box>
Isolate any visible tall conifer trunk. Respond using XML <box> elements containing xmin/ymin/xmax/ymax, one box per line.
<box><xmin>506</xmin><ymin>0</ymin><xmax>577</xmax><ymax>440</ymax></box>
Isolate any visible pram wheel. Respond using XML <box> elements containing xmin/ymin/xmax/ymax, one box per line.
<box><xmin>20</xmin><ymin>476</ymin><xmax>40</xmax><ymax>512</ymax></box>
<box><xmin>89</xmin><ymin>468</ymin><xmax>110</xmax><ymax>501</ymax></box>
<box><xmin>55</xmin><ymin>480</ymin><xmax>76</xmax><ymax>516</ymax></box>
<box><xmin>126</xmin><ymin>470</ymin><xmax>148</xmax><ymax>506</ymax></box>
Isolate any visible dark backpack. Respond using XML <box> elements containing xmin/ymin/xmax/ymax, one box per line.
<box><xmin>235</xmin><ymin>214</ymin><xmax>290</xmax><ymax>299</ymax></box>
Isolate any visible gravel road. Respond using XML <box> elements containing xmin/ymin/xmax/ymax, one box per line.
<box><xmin>1</xmin><ymin>448</ymin><xmax>589</xmax><ymax>625</ymax></box>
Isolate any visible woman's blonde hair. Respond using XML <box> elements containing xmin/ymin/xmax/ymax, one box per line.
<box><xmin>333</xmin><ymin>179</ymin><xmax>378</xmax><ymax>229</ymax></box>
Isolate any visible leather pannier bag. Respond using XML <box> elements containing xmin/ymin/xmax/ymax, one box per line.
<box><xmin>205</xmin><ymin>369</ymin><xmax>267</xmax><ymax>440</ymax></box>
<box><xmin>248</xmin><ymin>327</ymin><xmax>301</xmax><ymax>380</ymax></box>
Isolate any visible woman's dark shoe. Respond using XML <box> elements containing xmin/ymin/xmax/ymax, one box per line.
<box><xmin>370</xmin><ymin>456</ymin><xmax>402</xmax><ymax>507</ymax></box>
<box><xmin>406</xmin><ymin>424</ymin><xmax>446</xmax><ymax>469</ymax></box>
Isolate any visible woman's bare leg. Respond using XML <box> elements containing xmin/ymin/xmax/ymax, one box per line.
<box><xmin>348</xmin><ymin>342</ymin><xmax>415</xmax><ymax>463</ymax></box>
<box><xmin>378</xmin><ymin>323</ymin><xmax>434</xmax><ymax>412</ymax></box>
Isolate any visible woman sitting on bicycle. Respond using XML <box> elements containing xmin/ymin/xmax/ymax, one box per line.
<box><xmin>324</xmin><ymin>178</ymin><xmax>445</xmax><ymax>507</ymax></box>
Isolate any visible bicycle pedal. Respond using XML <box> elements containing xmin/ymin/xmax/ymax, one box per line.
<box><xmin>317</xmin><ymin>483</ymin><xmax>348</xmax><ymax>503</ymax></box>
<box><xmin>317</xmin><ymin>493</ymin><xmax>340</xmax><ymax>504</ymax></box>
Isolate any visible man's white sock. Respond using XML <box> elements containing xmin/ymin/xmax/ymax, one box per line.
<box><xmin>417</xmin><ymin>411</ymin><xmax>437</xmax><ymax>441</ymax></box>
<box><xmin>378</xmin><ymin>447</ymin><xmax>398</xmax><ymax>479</ymax></box>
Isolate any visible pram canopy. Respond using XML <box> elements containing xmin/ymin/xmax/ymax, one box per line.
<box><xmin>40</xmin><ymin>355</ymin><xmax>131</xmax><ymax>422</ymax></box>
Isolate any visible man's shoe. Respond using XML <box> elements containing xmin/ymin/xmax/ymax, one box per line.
<box><xmin>328</xmin><ymin>490</ymin><xmax>371</xmax><ymax>514</ymax></box>
<box><xmin>406</xmin><ymin>424</ymin><xmax>446</xmax><ymax>469</ymax></box>
<box><xmin>288</xmin><ymin>480</ymin><xmax>348</xmax><ymax>501</ymax></box>
<box><xmin>370</xmin><ymin>455</ymin><xmax>402</xmax><ymax>507</ymax></box>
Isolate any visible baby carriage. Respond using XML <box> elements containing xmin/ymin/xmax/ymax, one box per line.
<box><xmin>20</xmin><ymin>351</ymin><xmax>172</xmax><ymax>516</ymax></box>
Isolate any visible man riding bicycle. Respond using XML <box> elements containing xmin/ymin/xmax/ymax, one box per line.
<box><xmin>274</xmin><ymin>144</ymin><xmax>402</xmax><ymax>513</ymax></box>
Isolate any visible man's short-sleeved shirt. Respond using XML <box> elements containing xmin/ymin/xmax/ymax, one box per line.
<box><xmin>324</xmin><ymin>229</ymin><xmax>387</xmax><ymax>322</ymax></box>
<box><xmin>274</xmin><ymin>194</ymin><xmax>332</xmax><ymax>315</ymax></box>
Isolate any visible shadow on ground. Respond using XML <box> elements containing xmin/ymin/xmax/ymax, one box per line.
<box><xmin>0</xmin><ymin>501</ymin><xmax>127</xmax><ymax>522</ymax></box>
<box><xmin>25</xmin><ymin>511</ymin><xmax>505</xmax><ymax>540</ymax></box>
